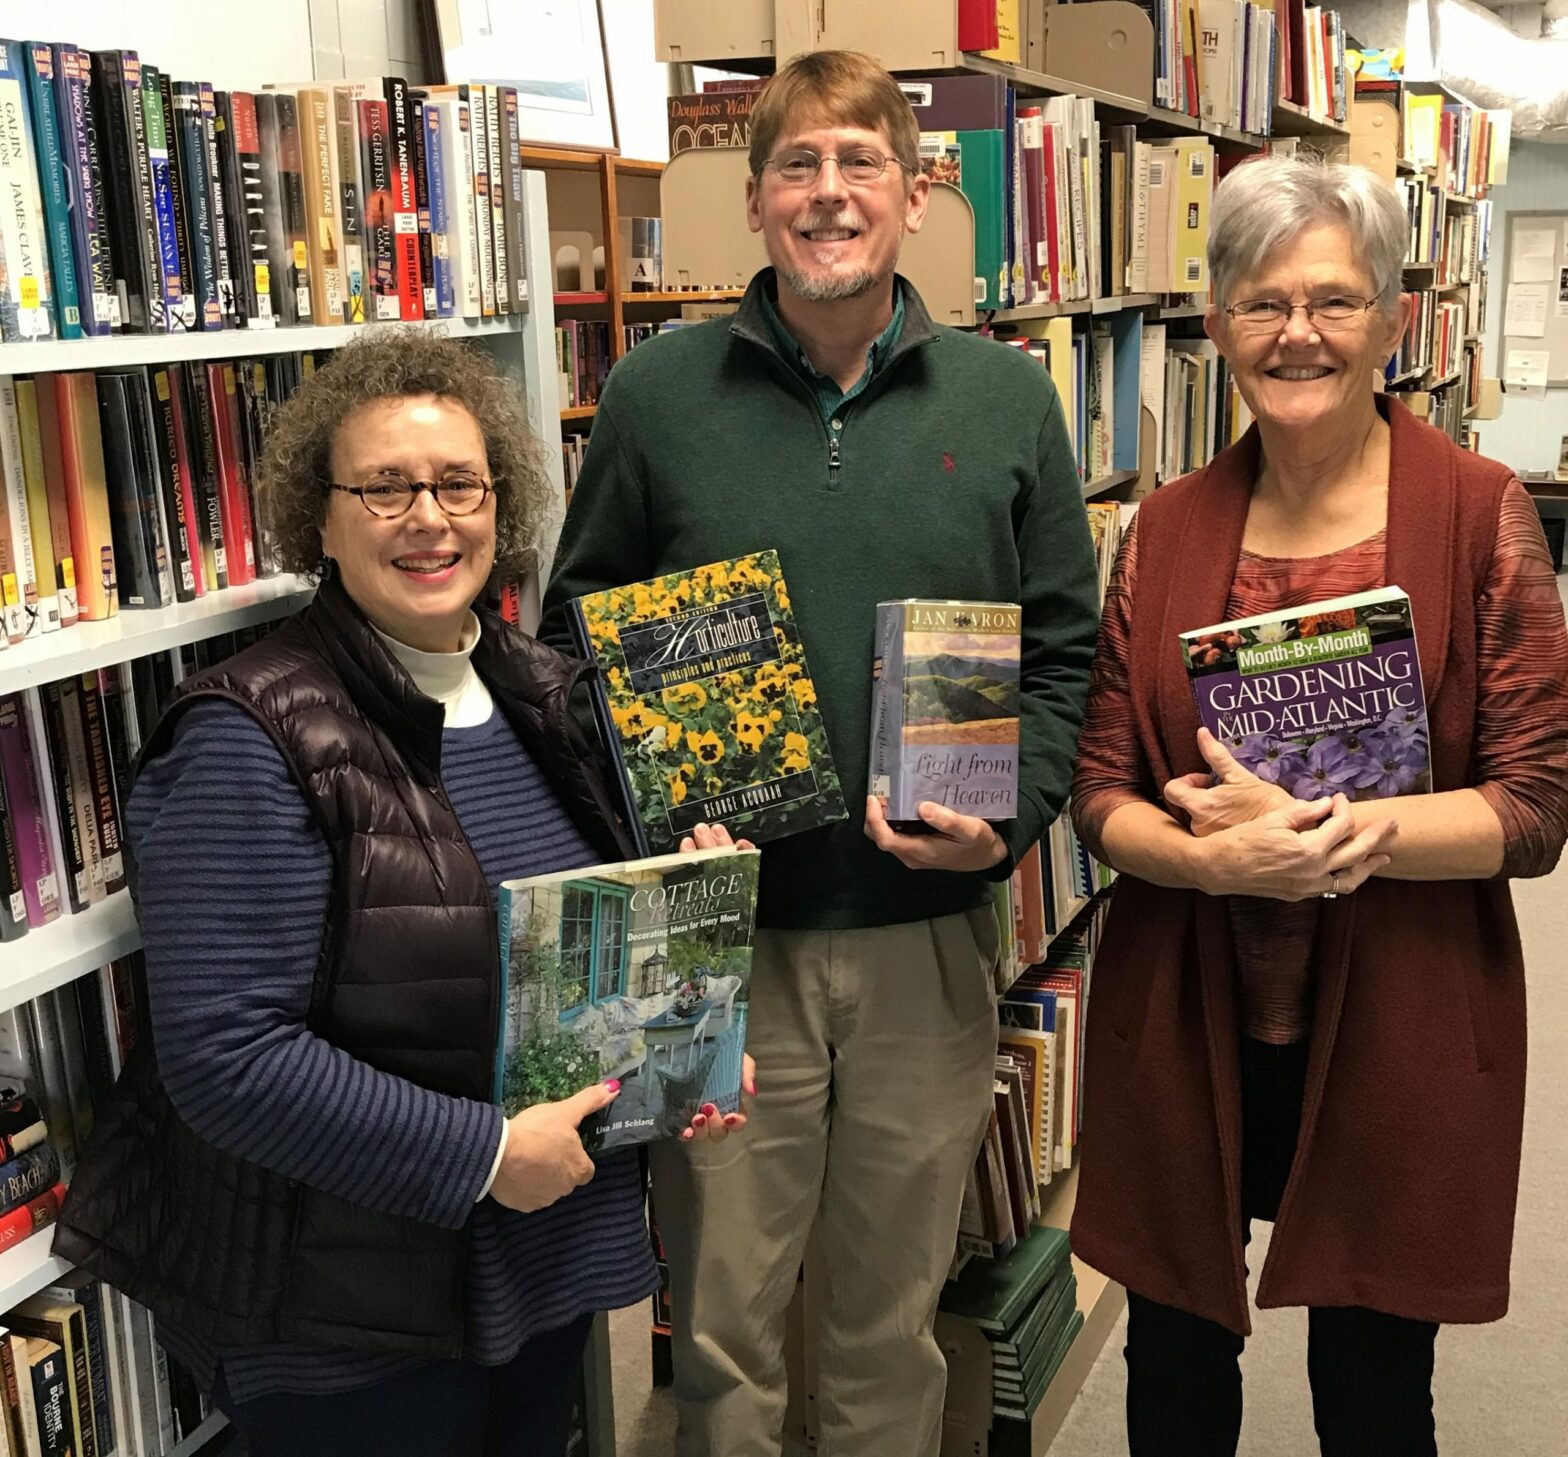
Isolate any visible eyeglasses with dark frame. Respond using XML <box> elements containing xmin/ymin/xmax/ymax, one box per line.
<box><xmin>762</xmin><ymin>146</ymin><xmax>911</xmax><ymax>186</ymax></box>
<box><xmin>325</xmin><ymin>471</ymin><xmax>496</xmax><ymax>519</ymax></box>
<box><xmin>1223</xmin><ymin>295</ymin><xmax>1378</xmax><ymax>332</ymax></box>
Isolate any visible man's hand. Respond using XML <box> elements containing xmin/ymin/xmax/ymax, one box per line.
<box><xmin>1163</xmin><ymin>727</ymin><xmax>1295</xmax><ymax>837</ymax></box>
<box><xmin>864</xmin><ymin>795</ymin><xmax>1008</xmax><ymax>873</ymax></box>
<box><xmin>681</xmin><ymin>1055</ymin><xmax>758</xmax><ymax>1143</ymax></box>
<box><xmin>489</xmin><ymin>1081</ymin><xmax>619</xmax><ymax>1214</ymax></box>
<box><xmin>679</xmin><ymin>822</ymin><xmax>756</xmax><ymax>853</ymax></box>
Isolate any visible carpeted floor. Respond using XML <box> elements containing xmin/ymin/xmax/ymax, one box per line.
<box><xmin>610</xmin><ymin>581</ymin><xmax>1568</xmax><ymax>1457</ymax></box>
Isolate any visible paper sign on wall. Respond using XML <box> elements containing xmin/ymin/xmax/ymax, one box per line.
<box><xmin>1505</xmin><ymin>282</ymin><xmax>1549</xmax><ymax>337</ymax></box>
<box><xmin>1512</xmin><ymin>228</ymin><xmax>1557</xmax><ymax>284</ymax></box>
<box><xmin>1504</xmin><ymin>348</ymin><xmax>1550</xmax><ymax>398</ymax></box>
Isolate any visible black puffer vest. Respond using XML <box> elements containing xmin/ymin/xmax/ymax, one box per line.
<box><xmin>54</xmin><ymin>571</ymin><xmax>633</xmax><ymax>1357</ymax></box>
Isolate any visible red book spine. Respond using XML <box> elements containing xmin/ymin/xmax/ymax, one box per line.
<box><xmin>1319</xmin><ymin>13</ymin><xmax>1334</xmax><ymax>125</ymax></box>
<box><xmin>0</xmin><ymin>1181</ymin><xmax>66</xmax><ymax>1254</ymax></box>
<box><xmin>384</xmin><ymin>78</ymin><xmax>425</xmax><ymax>321</ymax></box>
<box><xmin>957</xmin><ymin>0</ymin><xmax>1000</xmax><ymax>51</ymax></box>
<box><xmin>1039</xmin><ymin>122</ymin><xmax>1062</xmax><ymax>304</ymax></box>
<box><xmin>204</xmin><ymin>363</ymin><xmax>256</xmax><ymax>585</ymax></box>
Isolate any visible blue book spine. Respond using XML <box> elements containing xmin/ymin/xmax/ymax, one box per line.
<box><xmin>422</xmin><ymin>102</ymin><xmax>455</xmax><ymax>317</ymax></box>
<box><xmin>0</xmin><ymin>38</ymin><xmax>57</xmax><ymax>339</ymax></box>
<box><xmin>52</xmin><ymin>46</ymin><xmax>114</xmax><ymax>334</ymax></box>
<box><xmin>139</xmin><ymin>65</ymin><xmax>183</xmax><ymax>330</ymax></box>
<box><xmin>172</xmin><ymin>83</ymin><xmax>220</xmax><ymax>330</ymax></box>
<box><xmin>21</xmin><ymin>43</ymin><xmax>82</xmax><ymax>338</ymax></box>
<box><xmin>0</xmin><ymin>1141</ymin><xmax>60</xmax><ymax>1213</ymax></box>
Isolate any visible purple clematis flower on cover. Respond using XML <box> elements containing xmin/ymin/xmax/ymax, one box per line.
<box><xmin>1290</xmin><ymin>734</ymin><xmax>1364</xmax><ymax>801</ymax></box>
<box><xmin>1237</xmin><ymin>733</ymin><xmax>1306</xmax><ymax>784</ymax></box>
<box><xmin>1355</xmin><ymin>730</ymin><xmax>1426</xmax><ymax>798</ymax></box>
<box><xmin>1379</xmin><ymin>704</ymin><xmax>1430</xmax><ymax>746</ymax></box>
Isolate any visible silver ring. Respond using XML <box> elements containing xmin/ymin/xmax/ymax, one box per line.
<box><xmin>1321</xmin><ymin>874</ymin><xmax>1344</xmax><ymax>899</ymax></box>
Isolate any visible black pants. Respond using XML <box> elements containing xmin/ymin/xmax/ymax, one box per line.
<box><xmin>1125</xmin><ymin>1040</ymin><xmax>1439</xmax><ymax>1457</ymax></box>
<box><xmin>213</xmin><ymin>1314</ymin><xmax>594</xmax><ymax>1457</ymax></box>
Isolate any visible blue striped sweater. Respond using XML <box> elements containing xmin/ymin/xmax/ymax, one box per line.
<box><xmin>129</xmin><ymin>701</ymin><xmax>657</xmax><ymax>1399</ymax></box>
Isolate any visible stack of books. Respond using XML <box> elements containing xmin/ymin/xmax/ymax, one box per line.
<box><xmin>941</xmin><ymin>1225</ymin><xmax>1083</xmax><ymax>1427</ymax></box>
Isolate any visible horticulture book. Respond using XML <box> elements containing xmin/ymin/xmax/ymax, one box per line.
<box><xmin>569</xmin><ymin>551</ymin><xmax>846</xmax><ymax>855</ymax></box>
<box><xmin>869</xmin><ymin>599</ymin><xmax>1021</xmax><ymax>828</ymax></box>
<box><xmin>1179</xmin><ymin>586</ymin><xmax>1431</xmax><ymax>801</ymax></box>
<box><xmin>497</xmin><ymin>846</ymin><xmax>760</xmax><ymax>1154</ymax></box>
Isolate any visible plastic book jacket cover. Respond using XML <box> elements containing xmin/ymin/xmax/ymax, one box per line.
<box><xmin>497</xmin><ymin>846</ymin><xmax>760</xmax><ymax>1153</ymax></box>
<box><xmin>569</xmin><ymin>550</ymin><xmax>846</xmax><ymax>855</ymax></box>
<box><xmin>869</xmin><ymin>600</ymin><xmax>1021</xmax><ymax>825</ymax></box>
<box><xmin>1179</xmin><ymin>585</ymin><xmax>1431</xmax><ymax>800</ymax></box>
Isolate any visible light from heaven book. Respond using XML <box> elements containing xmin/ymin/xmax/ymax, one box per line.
<box><xmin>869</xmin><ymin>600</ymin><xmax>1021</xmax><ymax>829</ymax></box>
<box><xmin>1179</xmin><ymin>586</ymin><xmax>1431</xmax><ymax>801</ymax></box>
<box><xmin>497</xmin><ymin>846</ymin><xmax>760</xmax><ymax>1152</ymax></box>
<box><xmin>569</xmin><ymin>551</ymin><xmax>846</xmax><ymax>855</ymax></box>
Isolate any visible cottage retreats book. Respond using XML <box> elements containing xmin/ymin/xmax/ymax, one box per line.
<box><xmin>569</xmin><ymin>551</ymin><xmax>846</xmax><ymax>855</ymax></box>
<box><xmin>1179</xmin><ymin>586</ymin><xmax>1431</xmax><ymax>801</ymax></box>
<box><xmin>869</xmin><ymin>599</ymin><xmax>1021</xmax><ymax>829</ymax></box>
<box><xmin>497</xmin><ymin>846</ymin><xmax>760</xmax><ymax>1154</ymax></box>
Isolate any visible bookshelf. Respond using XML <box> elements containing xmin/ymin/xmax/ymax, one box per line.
<box><xmin>166</xmin><ymin>1413</ymin><xmax>232</xmax><ymax>1457</ymax></box>
<box><xmin>0</xmin><ymin>1227</ymin><xmax>75</xmax><ymax>1316</ymax></box>
<box><xmin>0</xmin><ymin>891</ymin><xmax>139</xmax><ymax>1017</ymax></box>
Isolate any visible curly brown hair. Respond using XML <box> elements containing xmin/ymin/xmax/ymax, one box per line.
<box><xmin>258</xmin><ymin>327</ymin><xmax>555</xmax><ymax>580</ymax></box>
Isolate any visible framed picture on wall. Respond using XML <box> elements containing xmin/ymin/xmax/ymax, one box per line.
<box><xmin>432</xmin><ymin>0</ymin><xmax>619</xmax><ymax>152</ymax></box>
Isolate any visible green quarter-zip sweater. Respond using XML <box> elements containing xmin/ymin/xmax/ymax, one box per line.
<box><xmin>540</xmin><ymin>270</ymin><xmax>1101</xmax><ymax>931</ymax></box>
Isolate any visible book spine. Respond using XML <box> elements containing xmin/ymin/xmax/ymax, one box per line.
<box><xmin>16</xmin><ymin>378</ymin><xmax>75</xmax><ymax>633</ymax></box>
<box><xmin>0</xmin><ymin>1330</ymin><xmax>24</xmax><ymax>1455</ymax></box>
<box><xmin>6</xmin><ymin>1334</ymin><xmax>42</xmax><ymax>1457</ymax></box>
<box><xmin>0</xmin><ymin>1144</ymin><xmax>61</xmax><ymax>1215</ymax></box>
<box><xmin>421</xmin><ymin>103</ymin><xmax>455</xmax><ymax>318</ymax></box>
<box><xmin>333</xmin><ymin>88</ymin><xmax>365</xmax><ymax>324</ymax></box>
<box><xmin>409</xmin><ymin>94</ymin><xmax>437</xmax><ymax>317</ymax></box>
<box><xmin>71</xmin><ymin>1281</ymin><xmax>117</xmax><ymax>1457</ymax></box>
<box><xmin>55</xmin><ymin>677</ymin><xmax>106</xmax><ymax>906</ymax></box>
<box><xmin>229</xmin><ymin>92</ymin><xmax>275</xmax><ymax>327</ymax></box>
<box><xmin>139</xmin><ymin>66</ymin><xmax>186</xmax><ymax>330</ymax></box>
<box><xmin>205</xmin><ymin>363</ymin><xmax>256</xmax><ymax>584</ymax></box>
<box><xmin>178</xmin><ymin>364</ymin><xmax>228</xmax><ymax>590</ymax></box>
<box><xmin>274</xmin><ymin>94</ymin><xmax>313</xmax><ymax>326</ymax></box>
<box><xmin>22</xmin><ymin>45</ymin><xmax>83</xmax><ymax>339</ymax></box>
<box><xmin>56</xmin><ymin>47</ymin><xmax>116</xmax><ymax>334</ymax></box>
<box><xmin>0</xmin><ymin>42</ymin><xmax>58</xmax><ymax>340</ymax></box>
<box><xmin>504</xmin><ymin>88</ymin><xmax>527</xmax><ymax>313</ymax></box>
<box><xmin>19</xmin><ymin>689</ymin><xmax>80</xmax><ymax>917</ymax></box>
<box><xmin>171</xmin><ymin>84</ymin><xmax>220</xmax><ymax>331</ymax></box>
<box><xmin>569</xmin><ymin>599</ymin><xmax>651</xmax><ymax>856</ymax></box>
<box><xmin>76</xmin><ymin>675</ymin><xmax>126</xmax><ymax>895</ymax></box>
<box><xmin>67</xmin><ymin>1306</ymin><xmax>100</xmax><ymax>1457</ymax></box>
<box><xmin>483</xmin><ymin>86</ymin><xmax>508</xmax><ymax>317</ymax></box>
<box><xmin>382</xmin><ymin>78</ymin><xmax>423</xmax><ymax>321</ymax></box>
<box><xmin>94</xmin><ymin>375</ymin><xmax>160</xmax><ymax>611</ymax></box>
<box><xmin>0</xmin><ymin>762</ymin><xmax>25</xmax><ymax>940</ymax></box>
<box><xmin>198</xmin><ymin>83</ymin><xmax>235</xmax><ymax>327</ymax></box>
<box><xmin>29</xmin><ymin>1344</ymin><xmax>70</xmax><ymax>1457</ymax></box>
<box><xmin>358</xmin><ymin>99</ymin><xmax>397</xmax><ymax>321</ymax></box>
<box><xmin>299</xmin><ymin>89</ymin><xmax>343</xmax><ymax>325</ymax></box>
<box><xmin>87</xmin><ymin>52</ymin><xmax>146</xmax><ymax>330</ymax></box>
<box><xmin>467</xmin><ymin>86</ymin><xmax>495</xmax><ymax>316</ymax></box>
<box><xmin>147</xmin><ymin>368</ymin><xmax>199</xmax><ymax>601</ymax></box>
<box><xmin>435</xmin><ymin>99</ymin><xmax>480</xmax><ymax>318</ymax></box>
<box><xmin>0</xmin><ymin>694</ymin><xmax>61</xmax><ymax>927</ymax></box>
<box><xmin>0</xmin><ymin>381</ymin><xmax>40</xmax><ymax>641</ymax></box>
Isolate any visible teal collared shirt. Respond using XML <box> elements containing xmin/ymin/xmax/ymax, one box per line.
<box><xmin>760</xmin><ymin>281</ymin><xmax>906</xmax><ymax>424</ymax></box>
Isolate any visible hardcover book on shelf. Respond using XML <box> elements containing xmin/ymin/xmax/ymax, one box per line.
<box><xmin>497</xmin><ymin>845</ymin><xmax>759</xmax><ymax>1153</ymax></box>
<box><xmin>1180</xmin><ymin>586</ymin><xmax>1431</xmax><ymax>802</ymax></box>
<box><xmin>869</xmin><ymin>600</ymin><xmax>1020</xmax><ymax>830</ymax></box>
<box><xmin>569</xmin><ymin>551</ymin><xmax>846</xmax><ymax>855</ymax></box>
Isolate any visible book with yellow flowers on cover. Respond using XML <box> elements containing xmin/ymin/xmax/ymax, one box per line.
<box><xmin>568</xmin><ymin>550</ymin><xmax>846</xmax><ymax>855</ymax></box>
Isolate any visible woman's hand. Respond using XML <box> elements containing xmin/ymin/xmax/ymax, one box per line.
<box><xmin>1193</xmin><ymin>792</ymin><xmax>1400</xmax><ymax>901</ymax></box>
<box><xmin>681</xmin><ymin>1055</ymin><xmax>757</xmax><ymax>1144</ymax></box>
<box><xmin>863</xmin><ymin>796</ymin><xmax>1008</xmax><ymax>872</ymax></box>
<box><xmin>490</xmin><ymin>1081</ymin><xmax>620</xmax><ymax>1213</ymax></box>
<box><xmin>1164</xmin><ymin>727</ymin><xmax>1295</xmax><ymax>837</ymax></box>
<box><xmin>679</xmin><ymin>822</ymin><xmax>756</xmax><ymax>853</ymax></box>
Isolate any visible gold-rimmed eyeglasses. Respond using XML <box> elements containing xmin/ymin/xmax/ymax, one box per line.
<box><xmin>325</xmin><ymin>472</ymin><xmax>495</xmax><ymax>519</ymax></box>
<box><xmin>762</xmin><ymin>147</ymin><xmax>910</xmax><ymax>186</ymax></box>
<box><xmin>1223</xmin><ymin>295</ymin><xmax>1378</xmax><ymax>333</ymax></box>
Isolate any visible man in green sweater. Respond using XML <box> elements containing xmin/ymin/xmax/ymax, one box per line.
<box><xmin>540</xmin><ymin>50</ymin><xmax>1100</xmax><ymax>1457</ymax></box>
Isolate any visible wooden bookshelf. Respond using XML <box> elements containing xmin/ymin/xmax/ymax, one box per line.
<box><xmin>562</xmin><ymin>404</ymin><xmax>599</xmax><ymax>422</ymax></box>
<box><xmin>555</xmin><ymin>291</ymin><xmax>610</xmax><ymax>307</ymax></box>
<box><xmin>621</xmin><ymin>289</ymin><xmax>746</xmax><ymax>304</ymax></box>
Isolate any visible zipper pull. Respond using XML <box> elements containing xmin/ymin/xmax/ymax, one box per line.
<box><xmin>828</xmin><ymin>420</ymin><xmax>843</xmax><ymax>472</ymax></box>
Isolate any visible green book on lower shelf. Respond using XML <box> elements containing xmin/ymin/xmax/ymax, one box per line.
<box><xmin>939</xmin><ymin>1223</ymin><xmax>1072</xmax><ymax>1334</ymax></box>
<box><xmin>994</xmin><ymin>1310</ymin><xmax>1084</xmax><ymax>1421</ymax></box>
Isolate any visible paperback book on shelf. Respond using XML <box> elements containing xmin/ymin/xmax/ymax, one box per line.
<box><xmin>1179</xmin><ymin>586</ymin><xmax>1431</xmax><ymax>801</ymax></box>
<box><xmin>568</xmin><ymin>550</ymin><xmax>846</xmax><ymax>855</ymax></box>
<box><xmin>868</xmin><ymin>599</ymin><xmax>1020</xmax><ymax>829</ymax></box>
<box><xmin>497</xmin><ymin>846</ymin><xmax>759</xmax><ymax>1153</ymax></box>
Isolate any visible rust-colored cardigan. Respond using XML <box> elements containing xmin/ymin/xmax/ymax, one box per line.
<box><xmin>1070</xmin><ymin>401</ymin><xmax>1528</xmax><ymax>1335</ymax></box>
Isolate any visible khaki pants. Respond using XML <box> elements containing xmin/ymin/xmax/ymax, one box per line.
<box><xmin>649</xmin><ymin>909</ymin><xmax>1001</xmax><ymax>1457</ymax></box>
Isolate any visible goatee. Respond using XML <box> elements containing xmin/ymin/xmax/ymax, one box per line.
<box><xmin>778</xmin><ymin>266</ymin><xmax>880</xmax><ymax>302</ymax></box>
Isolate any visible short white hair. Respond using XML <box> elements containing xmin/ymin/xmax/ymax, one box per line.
<box><xmin>1208</xmin><ymin>156</ymin><xmax>1408</xmax><ymax>312</ymax></box>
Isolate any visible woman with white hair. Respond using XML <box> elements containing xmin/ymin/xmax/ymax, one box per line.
<box><xmin>1067</xmin><ymin>156</ymin><xmax>1568</xmax><ymax>1453</ymax></box>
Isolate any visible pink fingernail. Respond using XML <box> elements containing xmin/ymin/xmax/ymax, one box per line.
<box><xmin>693</xmin><ymin>1114</ymin><xmax>706</xmax><ymax>1126</ymax></box>
<box><xmin>682</xmin><ymin>1128</ymin><xmax>694</xmax><ymax>1140</ymax></box>
<box><xmin>603</xmin><ymin>1079</ymin><xmax>621</xmax><ymax>1093</ymax></box>
<box><xmin>724</xmin><ymin>1115</ymin><xmax>739</xmax><ymax>1127</ymax></box>
<box><xmin>701</xmin><ymin>1103</ymin><xmax>717</xmax><ymax>1117</ymax></box>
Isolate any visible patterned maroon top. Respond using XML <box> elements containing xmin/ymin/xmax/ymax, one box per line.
<box><xmin>1072</xmin><ymin>480</ymin><xmax>1568</xmax><ymax>1043</ymax></box>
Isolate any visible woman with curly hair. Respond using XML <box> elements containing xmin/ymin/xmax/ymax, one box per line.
<box><xmin>55</xmin><ymin>329</ymin><xmax>744</xmax><ymax>1457</ymax></box>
